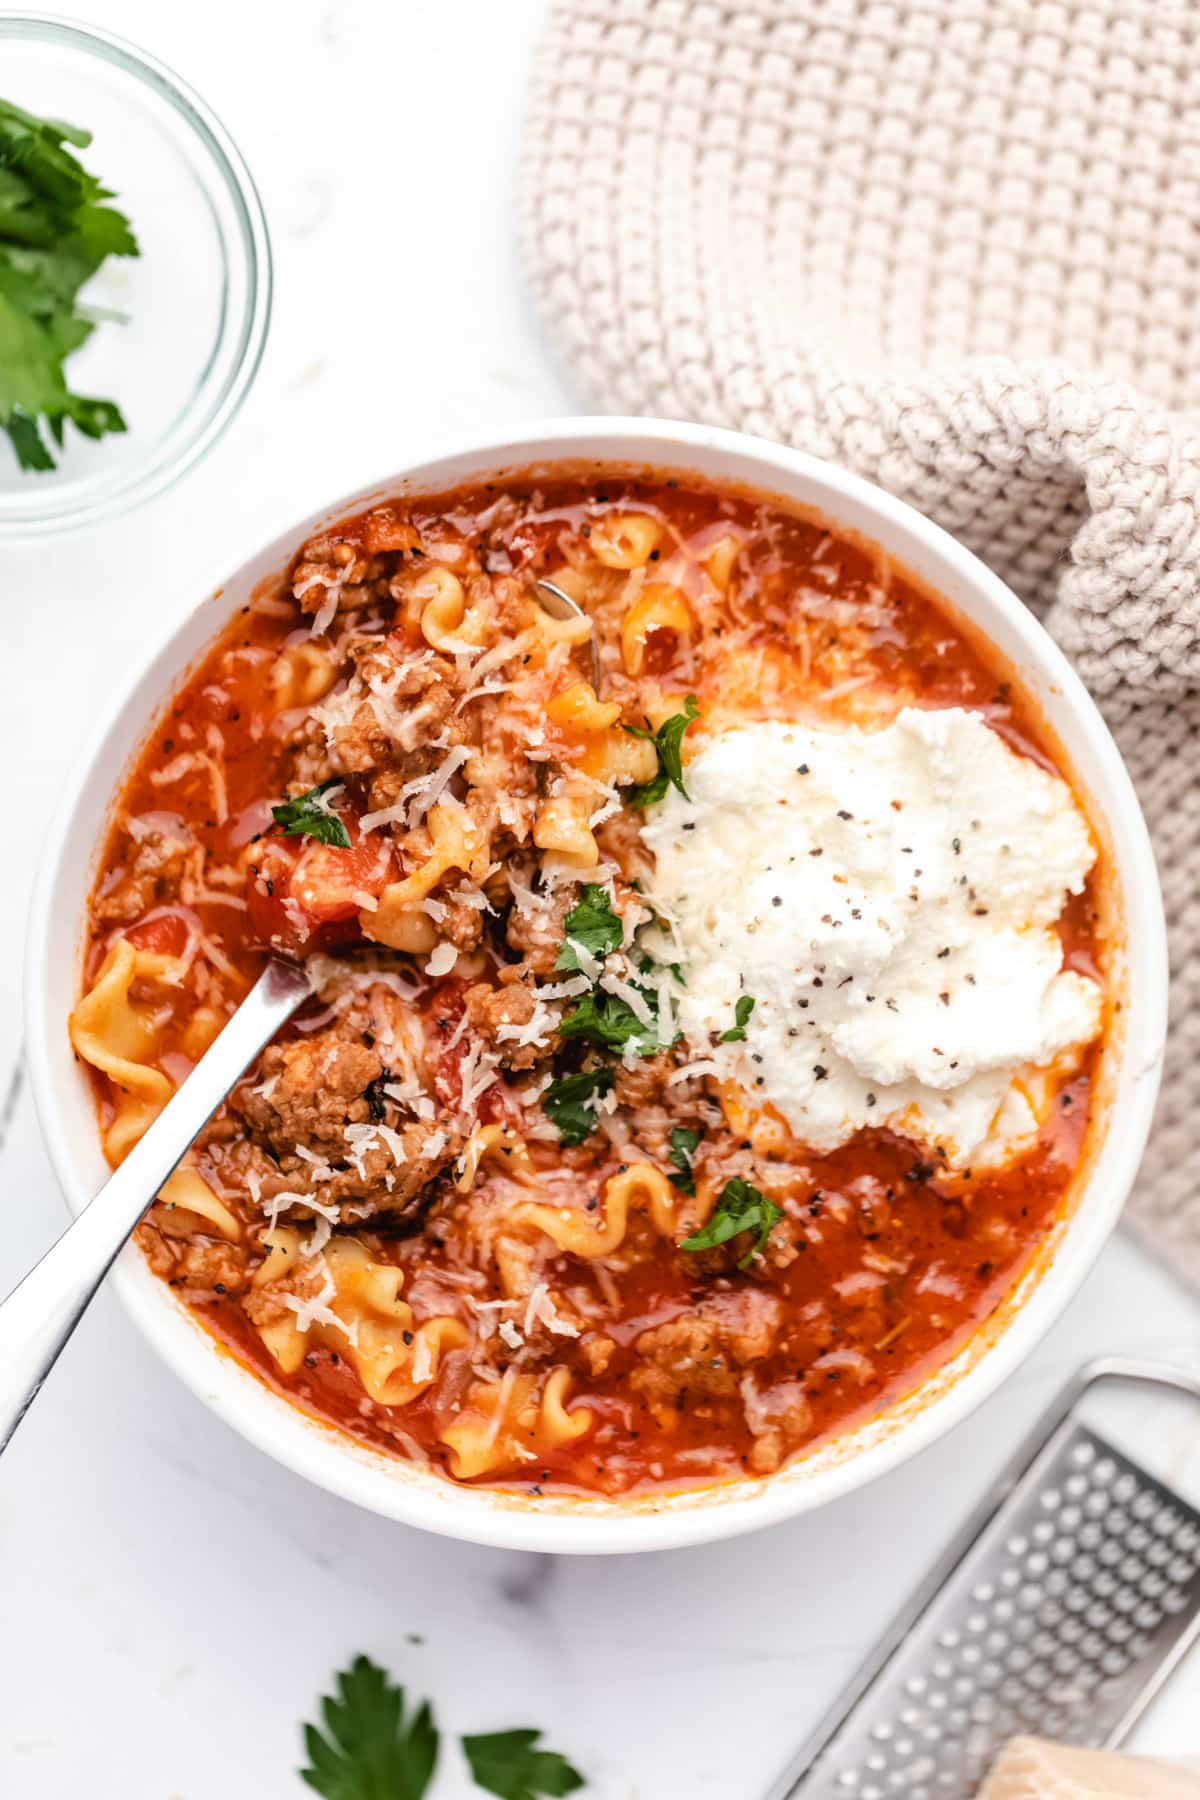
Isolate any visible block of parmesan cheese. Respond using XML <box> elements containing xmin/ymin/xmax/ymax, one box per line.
<box><xmin>979</xmin><ymin>1738</ymin><xmax>1200</xmax><ymax>1797</ymax></box>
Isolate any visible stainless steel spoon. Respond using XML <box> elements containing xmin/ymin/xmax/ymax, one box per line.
<box><xmin>535</xmin><ymin>578</ymin><xmax>603</xmax><ymax>692</ymax></box>
<box><xmin>0</xmin><ymin>957</ymin><xmax>312</xmax><ymax>1454</ymax></box>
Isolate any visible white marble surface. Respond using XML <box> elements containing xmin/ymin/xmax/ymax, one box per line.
<box><xmin>2</xmin><ymin>2</ymin><xmax>1199</xmax><ymax>1795</ymax></box>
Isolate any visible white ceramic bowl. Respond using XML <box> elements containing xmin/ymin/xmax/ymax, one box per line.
<box><xmin>26</xmin><ymin>419</ymin><xmax>1168</xmax><ymax>1553</ymax></box>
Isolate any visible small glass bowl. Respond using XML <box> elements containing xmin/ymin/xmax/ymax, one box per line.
<box><xmin>0</xmin><ymin>13</ymin><xmax>272</xmax><ymax>538</ymax></box>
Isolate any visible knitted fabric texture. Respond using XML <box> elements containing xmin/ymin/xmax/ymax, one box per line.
<box><xmin>519</xmin><ymin>0</ymin><xmax>1200</xmax><ymax>1284</ymax></box>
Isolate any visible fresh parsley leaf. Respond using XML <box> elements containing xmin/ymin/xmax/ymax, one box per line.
<box><xmin>543</xmin><ymin>1066</ymin><xmax>614</xmax><ymax>1147</ymax></box>
<box><xmin>0</xmin><ymin>97</ymin><xmax>138</xmax><ymax>471</ymax></box>
<box><xmin>720</xmin><ymin>995</ymin><xmax>757</xmax><ymax>1042</ymax></box>
<box><xmin>272</xmin><ymin>778</ymin><xmax>351</xmax><ymax>849</ymax></box>
<box><xmin>554</xmin><ymin>885</ymin><xmax>623</xmax><ymax>971</ymax></box>
<box><xmin>462</xmin><ymin>1729</ymin><xmax>584</xmax><ymax>1800</ymax></box>
<box><xmin>559</xmin><ymin>982</ymin><xmax>671</xmax><ymax>1058</ymax></box>
<box><xmin>624</xmin><ymin>696</ymin><xmax>700</xmax><ymax>807</ymax></box>
<box><xmin>667</xmin><ymin>1126</ymin><xmax>702</xmax><ymax>1194</ymax></box>
<box><xmin>300</xmin><ymin>1655</ymin><xmax>438</xmax><ymax>1800</ymax></box>
<box><xmin>680</xmin><ymin>1177</ymin><xmax>783</xmax><ymax>1269</ymax></box>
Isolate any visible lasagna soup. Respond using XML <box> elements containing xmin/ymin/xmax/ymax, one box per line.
<box><xmin>72</xmin><ymin>472</ymin><xmax>1109</xmax><ymax>1495</ymax></box>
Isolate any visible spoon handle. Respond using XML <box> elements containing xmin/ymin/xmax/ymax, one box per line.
<box><xmin>0</xmin><ymin>957</ymin><xmax>311</xmax><ymax>1454</ymax></box>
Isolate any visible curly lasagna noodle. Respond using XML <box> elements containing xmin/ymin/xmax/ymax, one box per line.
<box><xmin>73</xmin><ymin>473</ymin><xmax>1109</xmax><ymax>1493</ymax></box>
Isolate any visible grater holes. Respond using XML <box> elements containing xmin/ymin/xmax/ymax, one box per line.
<box><xmin>805</xmin><ymin>1426</ymin><xmax>1200</xmax><ymax>1797</ymax></box>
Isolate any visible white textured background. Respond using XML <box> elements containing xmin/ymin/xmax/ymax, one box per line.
<box><xmin>1</xmin><ymin>2</ymin><xmax>1198</xmax><ymax>1795</ymax></box>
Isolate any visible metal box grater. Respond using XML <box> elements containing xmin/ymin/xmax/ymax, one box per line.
<box><xmin>767</xmin><ymin>1361</ymin><xmax>1200</xmax><ymax>1799</ymax></box>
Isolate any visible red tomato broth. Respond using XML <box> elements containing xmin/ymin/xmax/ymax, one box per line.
<box><xmin>76</xmin><ymin>472</ymin><xmax>1111</xmax><ymax>1495</ymax></box>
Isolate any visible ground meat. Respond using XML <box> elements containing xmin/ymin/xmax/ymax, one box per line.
<box><xmin>284</xmin><ymin>715</ymin><xmax>336</xmax><ymax>790</ymax></box>
<box><xmin>464</xmin><ymin>977</ymin><xmax>557</xmax><ymax>1071</ymax></box>
<box><xmin>328</xmin><ymin>699</ymin><xmax>398</xmax><ymax>776</ymax></box>
<box><xmin>743</xmin><ymin>1379</ymin><xmax>814</xmax><ymax>1473</ymax></box>
<box><xmin>93</xmin><ymin>826</ymin><xmax>190</xmax><ymax>921</ymax></box>
<box><xmin>135</xmin><ymin>1222</ymin><xmax>250</xmax><ymax>1295</ymax></box>
<box><xmin>504</xmin><ymin>887</ymin><xmax>572</xmax><ymax>976</ymax></box>
<box><xmin>613</xmin><ymin>1052</ymin><xmax>675</xmax><ymax>1111</ymax></box>
<box><xmin>440</xmin><ymin>899</ymin><xmax>484</xmax><ymax>952</ymax></box>
<box><xmin>291</xmin><ymin>537</ymin><xmax>383</xmax><ymax>616</ymax></box>
<box><xmin>631</xmin><ymin>1287</ymin><xmax>784</xmax><ymax>1408</ymax></box>
<box><xmin>358</xmin><ymin>506</ymin><xmax>421</xmax><ymax>556</ymax></box>
<box><xmin>233</xmin><ymin>1029</ymin><xmax>383</xmax><ymax>1156</ymax></box>
<box><xmin>580</xmin><ymin>1332</ymin><xmax>616</xmax><ymax>1378</ymax></box>
<box><xmin>263</xmin><ymin>1118</ymin><xmax>459</xmax><ymax>1215</ymax></box>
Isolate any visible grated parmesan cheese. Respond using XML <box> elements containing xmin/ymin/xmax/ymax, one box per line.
<box><xmin>425</xmin><ymin>942</ymin><xmax>458</xmax><ymax>978</ymax></box>
<box><xmin>410</xmin><ymin>1332</ymin><xmax>434</xmax><ymax>1385</ymax></box>
<box><xmin>523</xmin><ymin>1282</ymin><xmax>581</xmax><ymax>1339</ymax></box>
<box><xmin>281</xmin><ymin>1257</ymin><xmax>357</xmax><ymax>1342</ymax></box>
<box><xmin>600</xmin><ymin>970</ymin><xmax>654</xmax><ymax>1025</ymax></box>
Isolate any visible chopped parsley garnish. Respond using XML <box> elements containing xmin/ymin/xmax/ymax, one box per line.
<box><xmin>0</xmin><ymin>97</ymin><xmax>139</xmax><ymax>472</ymax></box>
<box><xmin>667</xmin><ymin>1126</ymin><xmax>702</xmax><ymax>1194</ymax></box>
<box><xmin>554</xmin><ymin>885</ymin><xmax>623</xmax><ymax>971</ymax></box>
<box><xmin>624</xmin><ymin>695</ymin><xmax>700</xmax><ymax>807</ymax></box>
<box><xmin>680</xmin><ymin>1177</ymin><xmax>783</xmax><ymax>1269</ymax></box>
<box><xmin>300</xmin><ymin>1654</ymin><xmax>438</xmax><ymax>1800</ymax></box>
<box><xmin>720</xmin><ymin>995</ymin><xmax>756</xmax><ymax>1042</ymax></box>
<box><xmin>272</xmin><ymin>778</ymin><xmax>351</xmax><ymax>849</ymax></box>
<box><xmin>462</xmin><ymin>1730</ymin><xmax>585</xmax><ymax>1800</ymax></box>
<box><xmin>542</xmin><ymin>1066</ymin><xmax>614</xmax><ymax>1146</ymax></box>
<box><xmin>559</xmin><ymin>982</ymin><xmax>672</xmax><ymax>1058</ymax></box>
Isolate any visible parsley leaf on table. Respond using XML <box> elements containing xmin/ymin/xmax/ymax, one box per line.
<box><xmin>462</xmin><ymin>1729</ymin><xmax>585</xmax><ymax>1800</ymax></box>
<box><xmin>542</xmin><ymin>1066</ymin><xmax>614</xmax><ymax>1146</ymax></box>
<box><xmin>667</xmin><ymin>1125</ymin><xmax>702</xmax><ymax>1193</ymax></box>
<box><xmin>272</xmin><ymin>779</ymin><xmax>352</xmax><ymax>849</ymax></box>
<box><xmin>554</xmin><ymin>885</ymin><xmax>623</xmax><ymax>971</ymax></box>
<box><xmin>300</xmin><ymin>1655</ymin><xmax>438</xmax><ymax>1800</ymax></box>
<box><xmin>0</xmin><ymin>97</ymin><xmax>138</xmax><ymax>471</ymax></box>
<box><xmin>720</xmin><ymin>995</ymin><xmax>756</xmax><ymax>1042</ymax></box>
<box><xmin>680</xmin><ymin>1177</ymin><xmax>783</xmax><ymax>1268</ymax></box>
<box><xmin>623</xmin><ymin>696</ymin><xmax>700</xmax><ymax>807</ymax></box>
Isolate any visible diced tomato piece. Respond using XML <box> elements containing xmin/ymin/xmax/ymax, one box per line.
<box><xmin>245</xmin><ymin>821</ymin><xmax>392</xmax><ymax>953</ymax></box>
<box><xmin>291</xmin><ymin>832</ymin><xmax>393</xmax><ymax>922</ymax></box>
<box><xmin>125</xmin><ymin>912</ymin><xmax>190</xmax><ymax>959</ymax></box>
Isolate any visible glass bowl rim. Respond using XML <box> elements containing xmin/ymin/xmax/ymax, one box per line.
<box><xmin>0</xmin><ymin>10</ymin><xmax>273</xmax><ymax>539</ymax></box>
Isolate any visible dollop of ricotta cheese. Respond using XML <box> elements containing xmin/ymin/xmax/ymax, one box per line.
<box><xmin>641</xmin><ymin>708</ymin><xmax>1103</xmax><ymax>1166</ymax></box>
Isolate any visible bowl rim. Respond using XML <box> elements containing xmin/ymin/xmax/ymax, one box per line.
<box><xmin>25</xmin><ymin>415</ymin><xmax>1169</xmax><ymax>1553</ymax></box>
<box><xmin>0</xmin><ymin>10</ymin><xmax>273</xmax><ymax>539</ymax></box>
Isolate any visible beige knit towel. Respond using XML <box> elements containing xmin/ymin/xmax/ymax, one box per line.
<box><xmin>519</xmin><ymin>0</ymin><xmax>1200</xmax><ymax>1285</ymax></box>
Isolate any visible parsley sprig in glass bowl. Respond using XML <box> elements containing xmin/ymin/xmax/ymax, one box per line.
<box><xmin>0</xmin><ymin>15</ymin><xmax>271</xmax><ymax>538</ymax></box>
